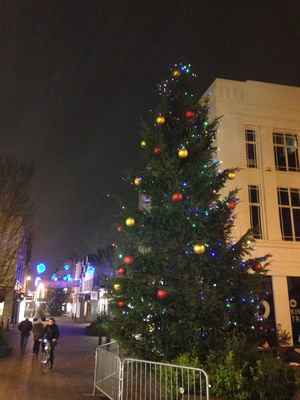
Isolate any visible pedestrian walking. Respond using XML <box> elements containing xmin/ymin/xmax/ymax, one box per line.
<box><xmin>40</xmin><ymin>317</ymin><xmax>59</xmax><ymax>368</ymax></box>
<box><xmin>18</xmin><ymin>316</ymin><xmax>33</xmax><ymax>354</ymax></box>
<box><xmin>32</xmin><ymin>318</ymin><xmax>44</xmax><ymax>355</ymax></box>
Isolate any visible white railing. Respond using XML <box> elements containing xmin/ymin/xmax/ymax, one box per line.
<box><xmin>84</xmin><ymin>342</ymin><xmax>210</xmax><ymax>400</ymax></box>
<box><xmin>121</xmin><ymin>358</ymin><xmax>209</xmax><ymax>400</ymax></box>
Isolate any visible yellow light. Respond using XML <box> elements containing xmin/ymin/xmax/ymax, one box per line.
<box><xmin>134</xmin><ymin>178</ymin><xmax>141</xmax><ymax>186</ymax></box>
<box><xmin>141</xmin><ymin>141</ymin><xmax>146</xmax><ymax>148</ymax></box>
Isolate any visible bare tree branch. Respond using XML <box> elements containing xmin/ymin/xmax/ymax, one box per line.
<box><xmin>0</xmin><ymin>157</ymin><xmax>35</xmax><ymax>289</ymax></box>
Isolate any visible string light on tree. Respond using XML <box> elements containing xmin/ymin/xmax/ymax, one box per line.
<box><xmin>114</xmin><ymin>284</ymin><xmax>121</xmax><ymax>291</ymax></box>
<box><xmin>154</xmin><ymin>147</ymin><xmax>161</xmax><ymax>154</ymax></box>
<box><xmin>134</xmin><ymin>178</ymin><xmax>141</xmax><ymax>185</ymax></box>
<box><xmin>141</xmin><ymin>141</ymin><xmax>146</xmax><ymax>148</ymax></box>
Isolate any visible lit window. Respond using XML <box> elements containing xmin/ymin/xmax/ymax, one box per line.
<box><xmin>277</xmin><ymin>187</ymin><xmax>300</xmax><ymax>241</ymax></box>
<box><xmin>245</xmin><ymin>129</ymin><xmax>258</xmax><ymax>168</ymax></box>
<box><xmin>273</xmin><ymin>132</ymin><xmax>300</xmax><ymax>172</ymax></box>
<box><xmin>248</xmin><ymin>185</ymin><xmax>262</xmax><ymax>239</ymax></box>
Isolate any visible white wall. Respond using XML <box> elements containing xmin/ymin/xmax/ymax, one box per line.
<box><xmin>203</xmin><ymin>78</ymin><xmax>300</xmax><ymax>342</ymax></box>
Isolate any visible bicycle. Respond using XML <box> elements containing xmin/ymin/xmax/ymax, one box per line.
<box><xmin>41</xmin><ymin>339</ymin><xmax>51</xmax><ymax>374</ymax></box>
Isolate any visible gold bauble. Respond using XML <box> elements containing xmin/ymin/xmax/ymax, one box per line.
<box><xmin>156</xmin><ymin>116</ymin><xmax>165</xmax><ymax>125</ymax></box>
<box><xmin>134</xmin><ymin>178</ymin><xmax>141</xmax><ymax>186</ymax></box>
<box><xmin>178</xmin><ymin>149</ymin><xmax>188</xmax><ymax>158</ymax></box>
<box><xmin>126</xmin><ymin>217</ymin><xmax>135</xmax><ymax>227</ymax></box>
<box><xmin>172</xmin><ymin>70</ymin><xmax>181</xmax><ymax>77</ymax></box>
<box><xmin>194</xmin><ymin>244</ymin><xmax>205</xmax><ymax>254</ymax></box>
<box><xmin>114</xmin><ymin>284</ymin><xmax>121</xmax><ymax>291</ymax></box>
<box><xmin>141</xmin><ymin>141</ymin><xmax>146</xmax><ymax>148</ymax></box>
<box><xmin>228</xmin><ymin>172</ymin><xmax>236</xmax><ymax>180</ymax></box>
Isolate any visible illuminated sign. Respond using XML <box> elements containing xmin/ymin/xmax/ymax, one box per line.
<box><xmin>86</xmin><ymin>266</ymin><xmax>95</xmax><ymax>275</ymax></box>
<box><xmin>37</xmin><ymin>263</ymin><xmax>46</xmax><ymax>274</ymax></box>
<box><xmin>35</xmin><ymin>277</ymin><xmax>41</xmax><ymax>287</ymax></box>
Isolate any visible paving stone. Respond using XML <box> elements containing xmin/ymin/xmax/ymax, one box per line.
<box><xmin>0</xmin><ymin>316</ymin><xmax>105</xmax><ymax>400</ymax></box>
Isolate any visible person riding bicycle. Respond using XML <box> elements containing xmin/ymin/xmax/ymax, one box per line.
<box><xmin>40</xmin><ymin>317</ymin><xmax>60</xmax><ymax>369</ymax></box>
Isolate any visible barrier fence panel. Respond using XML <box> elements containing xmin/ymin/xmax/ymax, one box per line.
<box><xmin>94</xmin><ymin>341</ymin><xmax>122</xmax><ymax>399</ymax></box>
<box><xmin>121</xmin><ymin>358</ymin><xmax>209</xmax><ymax>400</ymax></box>
<box><xmin>84</xmin><ymin>342</ymin><xmax>210</xmax><ymax>400</ymax></box>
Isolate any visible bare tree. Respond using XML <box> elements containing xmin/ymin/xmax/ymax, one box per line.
<box><xmin>0</xmin><ymin>157</ymin><xmax>35</xmax><ymax>289</ymax></box>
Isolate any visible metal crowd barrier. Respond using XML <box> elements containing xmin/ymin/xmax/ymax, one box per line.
<box><xmin>84</xmin><ymin>341</ymin><xmax>210</xmax><ymax>400</ymax></box>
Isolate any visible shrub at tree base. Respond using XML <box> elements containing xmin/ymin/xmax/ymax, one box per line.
<box><xmin>86</xmin><ymin>315</ymin><xmax>108</xmax><ymax>336</ymax></box>
<box><xmin>172</xmin><ymin>337</ymin><xmax>300</xmax><ymax>400</ymax></box>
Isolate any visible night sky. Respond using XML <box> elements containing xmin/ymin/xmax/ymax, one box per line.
<box><xmin>1</xmin><ymin>1</ymin><xmax>299</xmax><ymax>276</ymax></box>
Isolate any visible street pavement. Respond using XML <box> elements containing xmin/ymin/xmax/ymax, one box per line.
<box><xmin>0</xmin><ymin>316</ymin><xmax>106</xmax><ymax>400</ymax></box>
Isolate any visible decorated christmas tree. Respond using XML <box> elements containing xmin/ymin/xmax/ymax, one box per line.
<box><xmin>107</xmin><ymin>64</ymin><xmax>269</xmax><ymax>362</ymax></box>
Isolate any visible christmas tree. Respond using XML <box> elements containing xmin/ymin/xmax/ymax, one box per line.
<box><xmin>47</xmin><ymin>288</ymin><xmax>68</xmax><ymax>316</ymax></box>
<box><xmin>107</xmin><ymin>64</ymin><xmax>269</xmax><ymax>362</ymax></box>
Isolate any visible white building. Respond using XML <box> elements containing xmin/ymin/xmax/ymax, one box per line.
<box><xmin>203</xmin><ymin>78</ymin><xmax>300</xmax><ymax>346</ymax></box>
<box><xmin>72</xmin><ymin>254</ymin><xmax>111</xmax><ymax>320</ymax></box>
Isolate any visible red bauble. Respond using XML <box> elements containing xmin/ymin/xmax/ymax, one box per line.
<box><xmin>154</xmin><ymin>147</ymin><xmax>161</xmax><ymax>154</ymax></box>
<box><xmin>118</xmin><ymin>267</ymin><xmax>127</xmax><ymax>275</ymax></box>
<box><xmin>172</xmin><ymin>193</ymin><xmax>183</xmax><ymax>202</ymax></box>
<box><xmin>118</xmin><ymin>301</ymin><xmax>125</xmax><ymax>308</ymax></box>
<box><xmin>252</xmin><ymin>263</ymin><xmax>262</xmax><ymax>272</ymax></box>
<box><xmin>124</xmin><ymin>256</ymin><xmax>134</xmax><ymax>265</ymax></box>
<box><xmin>185</xmin><ymin>111</ymin><xmax>195</xmax><ymax>118</ymax></box>
<box><xmin>227</xmin><ymin>202</ymin><xmax>235</xmax><ymax>210</ymax></box>
<box><xmin>117</xmin><ymin>226</ymin><xmax>123</xmax><ymax>233</ymax></box>
<box><xmin>157</xmin><ymin>289</ymin><xmax>168</xmax><ymax>299</ymax></box>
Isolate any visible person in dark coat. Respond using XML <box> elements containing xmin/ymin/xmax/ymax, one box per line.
<box><xmin>32</xmin><ymin>318</ymin><xmax>44</xmax><ymax>355</ymax></box>
<box><xmin>18</xmin><ymin>316</ymin><xmax>33</xmax><ymax>354</ymax></box>
<box><xmin>40</xmin><ymin>317</ymin><xmax>60</xmax><ymax>368</ymax></box>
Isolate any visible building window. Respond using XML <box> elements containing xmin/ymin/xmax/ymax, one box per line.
<box><xmin>248</xmin><ymin>185</ymin><xmax>262</xmax><ymax>239</ymax></box>
<box><xmin>273</xmin><ymin>132</ymin><xmax>300</xmax><ymax>172</ymax></box>
<box><xmin>277</xmin><ymin>187</ymin><xmax>300</xmax><ymax>241</ymax></box>
<box><xmin>245</xmin><ymin>129</ymin><xmax>258</xmax><ymax>168</ymax></box>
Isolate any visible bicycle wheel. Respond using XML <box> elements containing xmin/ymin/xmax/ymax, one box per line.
<box><xmin>41</xmin><ymin>346</ymin><xmax>51</xmax><ymax>374</ymax></box>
